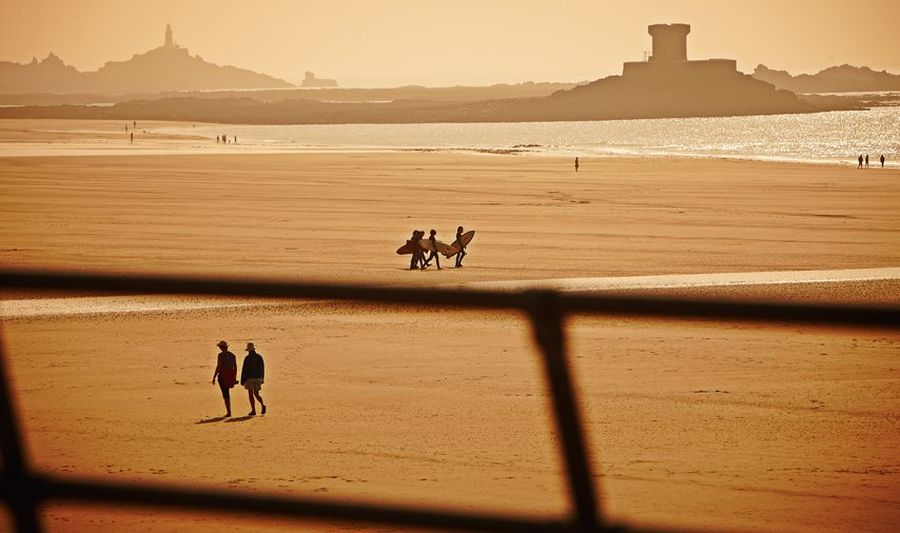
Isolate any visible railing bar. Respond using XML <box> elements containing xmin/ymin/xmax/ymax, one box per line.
<box><xmin>0</xmin><ymin>327</ymin><xmax>43</xmax><ymax>533</ymax></box>
<box><xmin>558</xmin><ymin>295</ymin><xmax>900</xmax><ymax>328</ymax></box>
<box><xmin>0</xmin><ymin>269</ymin><xmax>897</xmax><ymax>329</ymax></box>
<box><xmin>2</xmin><ymin>474</ymin><xmax>606</xmax><ymax>533</ymax></box>
<box><xmin>528</xmin><ymin>292</ymin><xmax>600</xmax><ymax>529</ymax></box>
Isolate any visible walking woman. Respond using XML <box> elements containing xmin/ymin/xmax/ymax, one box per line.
<box><xmin>240</xmin><ymin>342</ymin><xmax>267</xmax><ymax>416</ymax></box>
<box><xmin>211</xmin><ymin>340</ymin><xmax>237</xmax><ymax>417</ymax></box>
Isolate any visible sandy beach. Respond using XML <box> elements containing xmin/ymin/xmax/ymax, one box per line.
<box><xmin>1</xmin><ymin>127</ymin><xmax>898</xmax><ymax>532</ymax></box>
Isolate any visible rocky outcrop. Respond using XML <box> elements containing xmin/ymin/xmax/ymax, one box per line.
<box><xmin>753</xmin><ymin>64</ymin><xmax>900</xmax><ymax>94</ymax></box>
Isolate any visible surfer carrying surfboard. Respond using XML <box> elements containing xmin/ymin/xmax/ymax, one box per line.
<box><xmin>454</xmin><ymin>226</ymin><xmax>468</xmax><ymax>267</ymax></box>
<box><xmin>409</xmin><ymin>230</ymin><xmax>426</xmax><ymax>270</ymax></box>
<box><xmin>423</xmin><ymin>229</ymin><xmax>442</xmax><ymax>270</ymax></box>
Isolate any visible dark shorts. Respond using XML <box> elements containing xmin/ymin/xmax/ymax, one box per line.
<box><xmin>218</xmin><ymin>380</ymin><xmax>231</xmax><ymax>399</ymax></box>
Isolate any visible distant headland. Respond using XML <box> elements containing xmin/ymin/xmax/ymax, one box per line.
<box><xmin>0</xmin><ymin>23</ymin><xmax>879</xmax><ymax>124</ymax></box>
<box><xmin>0</xmin><ymin>24</ymin><xmax>293</xmax><ymax>94</ymax></box>
<box><xmin>752</xmin><ymin>64</ymin><xmax>900</xmax><ymax>94</ymax></box>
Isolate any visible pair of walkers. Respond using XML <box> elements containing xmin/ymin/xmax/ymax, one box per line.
<box><xmin>212</xmin><ymin>341</ymin><xmax>267</xmax><ymax>417</ymax></box>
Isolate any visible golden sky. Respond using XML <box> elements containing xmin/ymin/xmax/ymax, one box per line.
<box><xmin>2</xmin><ymin>0</ymin><xmax>899</xmax><ymax>87</ymax></box>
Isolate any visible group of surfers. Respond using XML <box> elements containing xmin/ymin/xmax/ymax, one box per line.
<box><xmin>409</xmin><ymin>225</ymin><xmax>468</xmax><ymax>270</ymax></box>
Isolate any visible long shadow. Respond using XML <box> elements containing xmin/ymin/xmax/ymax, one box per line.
<box><xmin>195</xmin><ymin>416</ymin><xmax>228</xmax><ymax>425</ymax></box>
<box><xmin>225</xmin><ymin>415</ymin><xmax>255</xmax><ymax>423</ymax></box>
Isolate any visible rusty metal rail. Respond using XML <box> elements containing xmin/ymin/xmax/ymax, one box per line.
<box><xmin>0</xmin><ymin>268</ymin><xmax>897</xmax><ymax>532</ymax></box>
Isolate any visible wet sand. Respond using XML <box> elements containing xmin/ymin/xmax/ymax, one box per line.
<box><xmin>1</xmin><ymin>139</ymin><xmax>899</xmax><ymax>532</ymax></box>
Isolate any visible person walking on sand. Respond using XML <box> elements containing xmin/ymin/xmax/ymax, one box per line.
<box><xmin>454</xmin><ymin>225</ymin><xmax>467</xmax><ymax>268</ymax></box>
<box><xmin>575</xmin><ymin>157</ymin><xmax>580</xmax><ymax>173</ymax></box>
<box><xmin>858</xmin><ymin>155</ymin><xmax>864</xmax><ymax>169</ymax></box>
<box><xmin>211</xmin><ymin>340</ymin><xmax>237</xmax><ymax>417</ymax></box>
<box><xmin>423</xmin><ymin>229</ymin><xmax>442</xmax><ymax>270</ymax></box>
<box><xmin>130</xmin><ymin>132</ymin><xmax>133</xmax><ymax>144</ymax></box>
<box><xmin>410</xmin><ymin>230</ymin><xmax>426</xmax><ymax>270</ymax></box>
<box><xmin>865</xmin><ymin>154</ymin><xmax>869</xmax><ymax>169</ymax></box>
<box><xmin>881</xmin><ymin>154</ymin><xmax>885</xmax><ymax>168</ymax></box>
<box><xmin>240</xmin><ymin>342</ymin><xmax>266</xmax><ymax>416</ymax></box>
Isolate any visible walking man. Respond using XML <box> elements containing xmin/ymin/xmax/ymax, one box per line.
<box><xmin>240</xmin><ymin>342</ymin><xmax>267</xmax><ymax>416</ymax></box>
<box><xmin>865</xmin><ymin>154</ymin><xmax>869</xmax><ymax>168</ymax></box>
<box><xmin>454</xmin><ymin>225</ymin><xmax>467</xmax><ymax>268</ymax></box>
<box><xmin>423</xmin><ymin>229</ymin><xmax>442</xmax><ymax>270</ymax></box>
<box><xmin>881</xmin><ymin>154</ymin><xmax>886</xmax><ymax>168</ymax></box>
<box><xmin>575</xmin><ymin>157</ymin><xmax>580</xmax><ymax>173</ymax></box>
<box><xmin>858</xmin><ymin>155</ymin><xmax>864</xmax><ymax>169</ymax></box>
<box><xmin>211</xmin><ymin>340</ymin><xmax>237</xmax><ymax>417</ymax></box>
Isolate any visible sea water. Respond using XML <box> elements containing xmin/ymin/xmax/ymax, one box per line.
<box><xmin>161</xmin><ymin>105</ymin><xmax>900</xmax><ymax>165</ymax></box>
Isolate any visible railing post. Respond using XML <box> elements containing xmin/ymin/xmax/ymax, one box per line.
<box><xmin>526</xmin><ymin>291</ymin><xmax>600</xmax><ymax>531</ymax></box>
<box><xmin>0</xmin><ymin>326</ymin><xmax>42</xmax><ymax>532</ymax></box>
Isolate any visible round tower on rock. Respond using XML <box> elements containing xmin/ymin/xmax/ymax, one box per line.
<box><xmin>648</xmin><ymin>23</ymin><xmax>690</xmax><ymax>63</ymax></box>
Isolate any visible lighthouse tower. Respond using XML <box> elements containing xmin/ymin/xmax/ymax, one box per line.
<box><xmin>165</xmin><ymin>24</ymin><xmax>175</xmax><ymax>48</ymax></box>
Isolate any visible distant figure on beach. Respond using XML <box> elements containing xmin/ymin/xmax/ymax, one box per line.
<box><xmin>865</xmin><ymin>154</ymin><xmax>869</xmax><ymax>168</ymax></box>
<box><xmin>133</xmin><ymin>120</ymin><xmax>136</xmax><ymax>128</ymax></box>
<box><xmin>240</xmin><ymin>342</ymin><xmax>266</xmax><ymax>416</ymax></box>
<box><xmin>858</xmin><ymin>155</ymin><xmax>863</xmax><ymax>169</ymax></box>
<box><xmin>216</xmin><ymin>135</ymin><xmax>220</xmax><ymax>143</ymax></box>
<box><xmin>125</xmin><ymin>124</ymin><xmax>128</xmax><ymax>132</ymax></box>
<box><xmin>222</xmin><ymin>133</ymin><xmax>228</xmax><ymax>144</ymax></box>
<box><xmin>129</xmin><ymin>132</ymin><xmax>133</xmax><ymax>144</ymax></box>
<box><xmin>881</xmin><ymin>154</ymin><xmax>886</xmax><ymax>168</ymax></box>
<box><xmin>211</xmin><ymin>340</ymin><xmax>237</xmax><ymax>417</ymax></box>
<box><xmin>423</xmin><ymin>229</ymin><xmax>442</xmax><ymax>270</ymax></box>
<box><xmin>454</xmin><ymin>225</ymin><xmax>467</xmax><ymax>268</ymax></box>
<box><xmin>575</xmin><ymin>157</ymin><xmax>580</xmax><ymax>173</ymax></box>
<box><xmin>234</xmin><ymin>135</ymin><xmax>238</xmax><ymax>144</ymax></box>
<box><xmin>410</xmin><ymin>230</ymin><xmax>425</xmax><ymax>270</ymax></box>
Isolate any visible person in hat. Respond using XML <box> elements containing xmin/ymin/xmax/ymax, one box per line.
<box><xmin>211</xmin><ymin>340</ymin><xmax>237</xmax><ymax>417</ymax></box>
<box><xmin>240</xmin><ymin>342</ymin><xmax>267</xmax><ymax>416</ymax></box>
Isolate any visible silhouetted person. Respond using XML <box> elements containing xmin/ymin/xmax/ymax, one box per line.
<box><xmin>858</xmin><ymin>155</ymin><xmax>863</xmax><ymax>169</ymax></box>
<box><xmin>881</xmin><ymin>154</ymin><xmax>886</xmax><ymax>168</ymax></box>
<box><xmin>575</xmin><ymin>157</ymin><xmax>579</xmax><ymax>173</ymax></box>
<box><xmin>211</xmin><ymin>340</ymin><xmax>237</xmax><ymax>417</ymax></box>
<box><xmin>240</xmin><ymin>342</ymin><xmax>266</xmax><ymax>416</ymax></box>
<box><xmin>222</xmin><ymin>133</ymin><xmax>227</xmax><ymax>144</ymax></box>
<box><xmin>410</xmin><ymin>230</ymin><xmax>426</xmax><ymax>270</ymax></box>
<box><xmin>133</xmin><ymin>120</ymin><xmax>136</xmax><ymax>128</ymax></box>
<box><xmin>234</xmin><ymin>135</ymin><xmax>238</xmax><ymax>144</ymax></box>
<box><xmin>865</xmin><ymin>154</ymin><xmax>869</xmax><ymax>168</ymax></box>
<box><xmin>423</xmin><ymin>229</ymin><xmax>442</xmax><ymax>270</ymax></box>
<box><xmin>130</xmin><ymin>132</ymin><xmax>133</xmax><ymax>144</ymax></box>
<box><xmin>454</xmin><ymin>225</ymin><xmax>467</xmax><ymax>268</ymax></box>
<box><xmin>216</xmin><ymin>135</ymin><xmax>220</xmax><ymax>144</ymax></box>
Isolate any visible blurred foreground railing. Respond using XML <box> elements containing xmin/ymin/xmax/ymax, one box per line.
<box><xmin>0</xmin><ymin>268</ymin><xmax>897</xmax><ymax>533</ymax></box>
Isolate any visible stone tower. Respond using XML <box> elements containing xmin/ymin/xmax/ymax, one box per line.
<box><xmin>648</xmin><ymin>23</ymin><xmax>690</xmax><ymax>63</ymax></box>
<box><xmin>165</xmin><ymin>24</ymin><xmax>174</xmax><ymax>48</ymax></box>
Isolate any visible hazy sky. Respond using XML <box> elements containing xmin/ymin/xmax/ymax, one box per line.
<box><xmin>2</xmin><ymin>0</ymin><xmax>899</xmax><ymax>87</ymax></box>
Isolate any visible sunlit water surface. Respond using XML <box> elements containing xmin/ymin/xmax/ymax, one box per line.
<box><xmin>161</xmin><ymin>106</ymin><xmax>900</xmax><ymax>164</ymax></box>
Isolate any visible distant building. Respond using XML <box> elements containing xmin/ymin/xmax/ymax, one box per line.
<box><xmin>164</xmin><ymin>24</ymin><xmax>177</xmax><ymax>49</ymax></box>
<box><xmin>301</xmin><ymin>71</ymin><xmax>338</xmax><ymax>88</ymax></box>
<box><xmin>622</xmin><ymin>23</ymin><xmax>738</xmax><ymax>81</ymax></box>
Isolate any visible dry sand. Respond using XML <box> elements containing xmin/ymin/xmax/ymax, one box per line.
<box><xmin>1</xmin><ymin>131</ymin><xmax>899</xmax><ymax>532</ymax></box>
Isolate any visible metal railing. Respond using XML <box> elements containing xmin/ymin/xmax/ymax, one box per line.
<box><xmin>0</xmin><ymin>268</ymin><xmax>897</xmax><ymax>533</ymax></box>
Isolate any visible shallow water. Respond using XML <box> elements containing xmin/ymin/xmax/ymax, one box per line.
<box><xmin>160</xmin><ymin>105</ymin><xmax>900</xmax><ymax>165</ymax></box>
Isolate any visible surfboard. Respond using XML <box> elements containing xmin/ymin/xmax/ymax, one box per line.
<box><xmin>443</xmin><ymin>230</ymin><xmax>475</xmax><ymax>257</ymax></box>
<box><xmin>396</xmin><ymin>240</ymin><xmax>416</xmax><ymax>255</ymax></box>
<box><xmin>418</xmin><ymin>239</ymin><xmax>453</xmax><ymax>255</ymax></box>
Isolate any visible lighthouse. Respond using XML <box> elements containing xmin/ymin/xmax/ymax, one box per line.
<box><xmin>165</xmin><ymin>24</ymin><xmax>175</xmax><ymax>48</ymax></box>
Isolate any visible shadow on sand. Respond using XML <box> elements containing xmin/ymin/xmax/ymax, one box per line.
<box><xmin>225</xmin><ymin>415</ymin><xmax>255</xmax><ymax>423</ymax></box>
<box><xmin>195</xmin><ymin>416</ymin><xmax>229</xmax><ymax>424</ymax></box>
